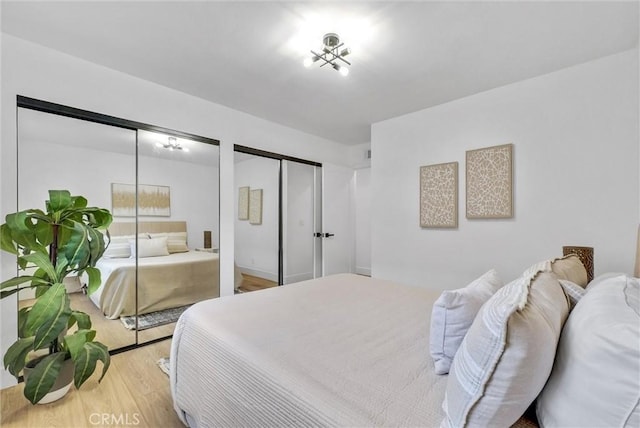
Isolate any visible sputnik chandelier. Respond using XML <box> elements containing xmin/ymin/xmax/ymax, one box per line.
<box><xmin>156</xmin><ymin>136</ymin><xmax>188</xmax><ymax>152</ymax></box>
<box><xmin>303</xmin><ymin>33</ymin><xmax>351</xmax><ymax>76</ymax></box>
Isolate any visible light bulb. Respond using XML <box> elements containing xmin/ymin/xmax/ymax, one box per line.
<box><xmin>340</xmin><ymin>48</ymin><xmax>351</xmax><ymax>57</ymax></box>
<box><xmin>339</xmin><ymin>66</ymin><xmax>349</xmax><ymax>76</ymax></box>
<box><xmin>303</xmin><ymin>57</ymin><xmax>313</xmax><ymax>68</ymax></box>
<box><xmin>155</xmin><ymin>142</ymin><xmax>163</xmax><ymax>148</ymax></box>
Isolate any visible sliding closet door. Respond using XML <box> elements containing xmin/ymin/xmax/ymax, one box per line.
<box><xmin>282</xmin><ymin>160</ymin><xmax>322</xmax><ymax>284</ymax></box>
<box><xmin>234</xmin><ymin>152</ymin><xmax>280</xmax><ymax>291</ymax></box>
<box><xmin>136</xmin><ymin>130</ymin><xmax>220</xmax><ymax>344</ymax></box>
<box><xmin>17</xmin><ymin>107</ymin><xmax>138</xmax><ymax>351</ymax></box>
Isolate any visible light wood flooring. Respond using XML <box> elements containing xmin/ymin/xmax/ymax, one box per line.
<box><xmin>237</xmin><ymin>273</ymin><xmax>278</xmax><ymax>293</ymax></box>
<box><xmin>0</xmin><ymin>339</ymin><xmax>182</xmax><ymax>428</ymax></box>
<box><xmin>20</xmin><ymin>293</ymin><xmax>175</xmax><ymax>351</ymax></box>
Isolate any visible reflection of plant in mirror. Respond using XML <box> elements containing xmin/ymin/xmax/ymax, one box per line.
<box><xmin>0</xmin><ymin>190</ymin><xmax>112</xmax><ymax>404</ymax></box>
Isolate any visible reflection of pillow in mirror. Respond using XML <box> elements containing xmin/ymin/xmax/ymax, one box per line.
<box><xmin>130</xmin><ymin>237</ymin><xmax>169</xmax><ymax>258</ymax></box>
<box><xmin>148</xmin><ymin>232</ymin><xmax>188</xmax><ymax>253</ymax></box>
<box><xmin>103</xmin><ymin>234</ymin><xmax>134</xmax><ymax>258</ymax></box>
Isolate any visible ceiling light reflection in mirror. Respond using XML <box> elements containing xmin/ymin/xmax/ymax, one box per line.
<box><xmin>138</xmin><ymin>130</ymin><xmax>218</xmax><ymax>166</ymax></box>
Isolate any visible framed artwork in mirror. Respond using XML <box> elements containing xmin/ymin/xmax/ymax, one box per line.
<box><xmin>112</xmin><ymin>183</ymin><xmax>171</xmax><ymax>217</ymax></box>
<box><xmin>238</xmin><ymin>186</ymin><xmax>250</xmax><ymax>220</ymax></box>
<box><xmin>249</xmin><ymin>189</ymin><xmax>263</xmax><ymax>225</ymax></box>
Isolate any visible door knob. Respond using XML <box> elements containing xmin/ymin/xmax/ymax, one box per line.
<box><xmin>313</xmin><ymin>232</ymin><xmax>322</xmax><ymax>237</ymax></box>
<box><xmin>323</xmin><ymin>233</ymin><xmax>335</xmax><ymax>238</ymax></box>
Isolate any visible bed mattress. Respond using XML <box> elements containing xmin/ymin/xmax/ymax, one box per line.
<box><xmin>170</xmin><ymin>273</ymin><xmax>449</xmax><ymax>427</ymax></box>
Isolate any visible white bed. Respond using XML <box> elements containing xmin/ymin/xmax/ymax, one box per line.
<box><xmin>170</xmin><ymin>248</ymin><xmax>640</xmax><ymax>427</ymax></box>
<box><xmin>90</xmin><ymin>250</ymin><xmax>221</xmax><ymax>319</ymax></box>
<box><xmin>170</xmin><ymin>274</ymin><xmax>451</xmax><ymax>427</ymax></box>
<box><xmin>89</xmin><ymin>221</ymin><xmax>241</xmax><ymax>319</ymax></box>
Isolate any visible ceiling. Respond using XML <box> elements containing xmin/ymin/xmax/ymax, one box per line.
<box><xmin>2</xmin><ymin>1</ymin><xmax>638</xmax><ymax>145</ymax></box>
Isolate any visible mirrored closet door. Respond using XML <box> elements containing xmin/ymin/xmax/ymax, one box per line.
<box><xmin>136</xmin><ymin>131</ymin><xmax>220</xmax><ymax>344</ymax></box>
<box><xmin>234</xmin><ymin>147</ymin><xmax>322</xmax><ymax>291</ymax></box>
<box><xmin>17</xmin><ymin>106</ymin><xmax>138</xmax><ymax>351</ymax></box>
<box><xmin>15</xmin><ymin>97</ymin><xmax>220</xmax><ymax>353</ymax></box>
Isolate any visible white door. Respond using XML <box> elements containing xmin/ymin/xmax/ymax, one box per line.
<box><xmin>322</xmin><ymin>163</ymin><xmax>355</xmax><ymax>276</ymax></box>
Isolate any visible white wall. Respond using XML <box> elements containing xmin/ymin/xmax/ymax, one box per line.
<box><xmin>0</xmin><ymin>34</ymin><xmax>351</xmax><ymax>388</ymax></box>
<box><xmin>18</xmin><ymin>140</ymin><xmax>220</xmax><ymax>250</ymax></box>
<box><xmin>355</xmin><ymin>168</ymin><xmax>372</xmax><ymax>276</ymax></box>
<box><xmin>371</xmin><ymin>50</ymin><xmax>639</xmax><ymax>290</ymax></box>
<box><xmin>234</xmin><ymin>156</ymin><xmax>280</xmax><ymax>281</ymax></box>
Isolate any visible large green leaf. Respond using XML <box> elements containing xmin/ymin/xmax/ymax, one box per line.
<box><xmin>67</xmin><ymin>310</ymin><xmax>92</xmax><ymax>330</ymax></box>
<box><xmin>18</xmin><ymin>307</ymin><xmax>31</xmax><ymax>338</ymax></box>
<box><xmin>71</xmin><ymin>196</ymin><xmax>88</xmax><ymax>209</ymax></box>
<box><xmin>23</xmin><ymin>352</ymin><xmax>66</xmax><ymax>404</ymax></box>
<box><xmin>20</xmin><ymin>252</ymin><xmax>58</xmax><ymax>283</ymax></box>
<box><xmin>0</xmin><ymin>276</ymin><xmax>48</xmax><ymax>290</ymax></box>
<box><xmin>3</xmin><ymin>337</ymin><xmax>35</xmax><ymax>377</ymax></box>
<box><xmin>84</xmin><ymin>267</ymin><xmax>102</xmax><ymax>296</ymax></box>
<box><xmin>0</xmin><ymin>223</ymin><xmax>18</xmax><ymax>255</ymax></box>
<box><xmin>73</xmin><ymin>341</ymin><xmax>110</xmax><ymax>388</ymax></box>
<box><xmin>62</xmin><ymin>223</ymin><xmax>90</xmax><ymax>269</ymax></box>
<box><xmin>5</xmin><ymin>212</ymin><xmax>46</xmax><ymax>253</ymax></box>
<box><xmin>33</xmin><ymin>217</ymin><xmax>53</xmax><ymax>248</ymax></box>
<box><xmin>86</xmin><ymin>227</ymin><xmax>106</xmax><ymax>265</ymax></box>
<box><xmin>25</xmin><ymin>283</ymin><xmax>71</xmax><ymax>349</ymax></box>
<box><xmin>63</xmin><ymin>329</ymin><xmax>96</xmax><ymax>361</ymax></box>
<box><xmin>47</xmin><ymin>190</ymin><xmax>72</xmax><ymax>213</ymax></box>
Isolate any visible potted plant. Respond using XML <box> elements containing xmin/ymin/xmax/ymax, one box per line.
<box><xmin>1</xmin><ymin>190</ymin><xmax>112</xmax><ymax>404</ymax></box>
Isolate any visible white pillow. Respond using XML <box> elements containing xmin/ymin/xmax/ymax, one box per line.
<box><xmin>442</xmin><ymin>268</ymin><xmax>569</xmax><ymax>427</ymax></box>
<box><xmin>103</xmin><ymin>235</ymin><xmax>133</xmax><ymax>258</ymax></box>
<box><xmin>130</xmin><ymin>237</ymin><xmax>169</xmax><ymax>258</ymax></box>
<box><xmin>103</xmin><ymin>233</ymin><xmax>149</xmax><ymax>258</ymax></box>
<box><xmin>537</xmin><ymin>275</ymin><xmax>640</xmax><ymax>427</ymax></box>
<box><xmin>149</xmin><ymin>232</ymin><xmax>188</xmax><ymax>253</ymax></box>
<box><xmin>429</xmin><ymin>269</ymin><xmax>503</xmax><ymax>375</ymax></box>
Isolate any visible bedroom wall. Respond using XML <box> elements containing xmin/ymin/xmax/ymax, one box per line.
<box><xmin>355</xmin><ymin>168</ymin><xmax>372</xmax><ymax>276</ymax></box>
<box><xmin>18</xmin><ymin>140</ymin><xmax>219</xmax><ymax>251</ymax></box>
<box><xmin>234</xmin><ymin>156</ymin><xmax>280</xmax><ymax>281</ymax></box>
<box><xmin>371</xmin><ymin>49</ymin><xmax>639</xmax><ymax>290</ymax></box>
<box><xmin>0</xmin><ymin>34</ymin><xmax>352</xmax><ymax>388</ymax></box>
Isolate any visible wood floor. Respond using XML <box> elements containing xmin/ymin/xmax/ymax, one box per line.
<box><xmin>237</xmin><ymin>273</ymin><xmax>278</xmax><ymax>293</ymax></box>
<box><xmin>20</xmin><ymin>293</ymin><xmax>176</xmax><ymax>351</ymax></box>
<box><xmin>0</xmin><ymin>339</ymin><xmax>182</xmax><ymax>428</ymax></box>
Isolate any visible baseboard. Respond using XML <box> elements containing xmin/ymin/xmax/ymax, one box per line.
<box><xmin>284</xmin><ymin>272</ymin><xmax>313</xmax><ymax>284</ymax></box>
<box><xmin>355</xmin><ymin>266</ymin><xmax>371</xmax><ymax>277</ymax></box>
<box><xmin>238</xmin><ymin>266</ymin><xmax>278</xmax><ymax>282</ymax></box>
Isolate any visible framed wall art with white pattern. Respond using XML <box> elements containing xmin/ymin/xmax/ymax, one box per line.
<box><xmin>465</xmin><ymin>143</ymin><xmax>513</xmax><ymax>219</ymax></box>
<box><xmin>419</xmin><ymin>161</ymin><xmax>458</xmax><ymax>228</ymax></box>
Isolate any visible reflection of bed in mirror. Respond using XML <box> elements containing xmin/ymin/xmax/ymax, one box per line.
<box><xmin>88</xmin><ymin>221</ymin><xmax>238</xmax><ymax>319</ymax></box>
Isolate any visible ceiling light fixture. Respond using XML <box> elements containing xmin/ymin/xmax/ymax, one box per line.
<box><xmin>156</xmin><ymin>136</ymin><xmax>188</xmax><ymax>152</ymax></box>
<box><xmin>304</xmin><ymin>33</ymin><xmax>351</xmax><ymax>76</ymax></box>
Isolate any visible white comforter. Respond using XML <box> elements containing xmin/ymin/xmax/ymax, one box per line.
<box><xmin>170</xmin><ymin>273</ymin><xmax>448</xmax><ymax>427</ymax></box>
<box><xmin>90</xmin><ymin>251</ymin><xmax>221</xmax><ymax>318</ymax></box>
